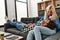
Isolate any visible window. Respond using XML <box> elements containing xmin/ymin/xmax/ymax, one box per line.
<box><xmin>17</xmin><ymin>0</ymin><xmax>27</xmax><ymax>2</ymax></box>
<box><xmin>0</xmin><ymin>0</ymin><xmax>6</xmax><ymax>25</ymax></box>
<box><xmin>16</xmin><ymin>0</ymin><xmax>28</xmax><ymax>21</ymax></box>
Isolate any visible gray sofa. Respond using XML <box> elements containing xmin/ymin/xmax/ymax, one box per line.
<box><xmin>4</xmin><ymin>17</ymin><xmax>40</xmax><ymax>40</ymax></box>
<box><xmin>4</xmin><ymin>8</ymin><xmax>60</xmax><ymax>40</ymax></box>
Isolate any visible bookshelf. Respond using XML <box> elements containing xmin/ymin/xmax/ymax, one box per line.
<box><xmin>37</xmin><ymin>0</ymin><xmax>60</xmax><ymax>11</ymax></box>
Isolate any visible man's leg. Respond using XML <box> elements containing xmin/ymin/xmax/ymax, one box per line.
<box><xmin>26</xmin><ymin>30</ymin><xmax>34</xmax><ymax>40</ymax></box>
<box><xmin>34</xmin><ymin>26</ymin><xmax>56</xmax><ymax>40</ymax></box>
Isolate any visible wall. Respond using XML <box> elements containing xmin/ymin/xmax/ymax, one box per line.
<box><xmin>6</xmin><ymin>0</ymin><xmax>16</xmax><ymax>20</ymax></box>
<box><xmin>28</xmin><ymin>0</ymin><xmax>42</xmax><ymax>17</ymax></box>
<box><xmin>0</xmin><ymin>0</ymin><xmax>6</xmax><ymax>25</ymax></box>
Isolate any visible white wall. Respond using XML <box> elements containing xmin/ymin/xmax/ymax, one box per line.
<box><xmin>28</xmin><ymin>0</ymin><xmax>42</xmax><ymax>17</ymax></box>
<box><xmin>0</xmin><ymin>0</ymin><xmax>6</xmax><ymax>25</ymax></box>
<box><xmin>6</xmin><ymin>0</ymin><xmax>16</xmax><ymax>20</ymax></box>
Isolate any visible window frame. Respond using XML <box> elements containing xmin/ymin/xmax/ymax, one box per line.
<box><xmin>15</xmin><ymin>0</ymin><xmax>29</xmax><ymax>21</ymax></box>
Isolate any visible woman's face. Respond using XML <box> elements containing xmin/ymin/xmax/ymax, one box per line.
<box><xmin>46</xmin><ymin>6</ymin><xmax>52</xmax><ymax>16</ymax></box>
<box><xmin>46</xmin><ymin>5</ymin><xmax>52</xmax><ymax>16</ymax></box>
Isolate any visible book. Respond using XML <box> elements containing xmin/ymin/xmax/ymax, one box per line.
<box><xmin>6</xmin><ymin>35</ymin><xmax>18</xmax><ymax>40</ymax></box>
<box><xmin>4</xmin><ymin>33</ymin><xmax>12</xmax><ymax>37</ymax></box>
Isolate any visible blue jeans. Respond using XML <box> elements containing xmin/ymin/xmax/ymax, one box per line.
<box><xmin>26</xmin><ymin>26</ymin><xmax>56</xmax><ymax>40</ymax></box>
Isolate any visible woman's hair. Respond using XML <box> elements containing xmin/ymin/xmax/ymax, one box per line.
<box><xmin>44</xmin><ymin>4</ymin><xmax>57</xmax><ymax>20</ymax></box>
<box><xmin>44</xmin><ymin>5</ymin><xmax>52</xmax><ymax>19</ymax></box>
<box><xmin>46</xmin><ymin>5</ymin><xmax>52</xmax><ymax>11</ymax></box>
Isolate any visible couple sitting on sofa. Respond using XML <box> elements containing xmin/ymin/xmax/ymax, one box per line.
<box><xmin>26</xmin><ymin>4</ymin><xmax>60</xmax><ymax>40</ymax></box>
<box><xmin>7</xmin><ymin>4</ymin><xmax>60</xmax><ymax>40</ymax></box>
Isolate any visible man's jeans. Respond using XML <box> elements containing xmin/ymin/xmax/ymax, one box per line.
<box><xmin>26</xmin><ymin>26</ymin><xmax>56</xmax><ymax>40</ymax></box>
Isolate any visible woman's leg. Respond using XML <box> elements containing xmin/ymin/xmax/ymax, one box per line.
<box><xmin>34</xmin><ymin>26</ymin><xmax>56</xmax><ymax>40</ymax></box>
<box><xmin>26</xmin><ymin>30</ymin><xmax>34</xmax><ymax>40</ymax></box>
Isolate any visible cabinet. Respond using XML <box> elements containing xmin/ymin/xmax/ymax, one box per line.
<box><xmin>37</xmin><ymin>0</ymin><xmax>60</xmax><ymax>11</ymax></box>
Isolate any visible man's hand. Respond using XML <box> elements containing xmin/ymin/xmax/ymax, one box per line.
<box><xmin>41</xmin><ymin>20</ymin><xmax>47</xmax><ymax>26</ymax></box>
<box><xmin>41</xmin><ymin>20</ymin><xmax>50</xmax><ymax>26</ymax></box>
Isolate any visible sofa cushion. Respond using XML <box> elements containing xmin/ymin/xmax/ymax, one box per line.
<box><xmin>21</xmin><ymin>18</ymin><xmax>34</xmax><ymax>24</ymax></box>
<box><xmin>45</xmin><ymin>31</ymin><xmax>60</xmax><ymax>40</ymax></box>
<box><xmin>38</xmin><ymin>10</ymin><xmax>44</xmax><ymax>17</ymax></box>
<box><xmin>21</xmin><ymin>17</ymin><xmax>40</xmax><ymax>24</ymax></box>
<box><xmin>6</xmin><ymin>28</ymin><xmax>20</xmax><ymax>35</ymax></box>
<box><xmin>56</xmin><ymin>8</ymin><xmax>60</xmax><ymax>17</ymax></box>
<box><xmin>59</xmin><ymin>38</ymin><xmax>60</xmax><ymax>40</ymax></box>
<box><xmin>6</xmin><ymin>28</ymin><xmax>28</xmax><ymax>40</ymax></box>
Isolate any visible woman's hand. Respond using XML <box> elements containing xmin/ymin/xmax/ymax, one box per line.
<box><xmin>50</xmin><ymin>5</ymin><xmax>57</xmax><ymax>20</ymax></box>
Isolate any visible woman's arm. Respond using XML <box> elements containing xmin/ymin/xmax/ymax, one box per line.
<box><xmin>43</xmin><ymin>10</ymin><xmax>50</xmax><ymax>24</ymax></box>
<box><xmin>50</xmin><ymin>5</ymin><xmax>57</xmax><ymax>20</ymax></box>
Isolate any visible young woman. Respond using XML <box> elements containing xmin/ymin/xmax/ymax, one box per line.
<box><xmin>26</xmin><ymin>4</ymin><xmax>60</xmax><ymax>40</ymax></box>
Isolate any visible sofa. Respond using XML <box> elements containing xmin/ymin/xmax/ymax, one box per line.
<box><xmin>4</xmin><ymin>8</ymin><xmax>60</xmax><ymax>40</ymax></box>
<box><xmin>4</xmin><ymin>17</ymin><xmax>40</xmax><ymax>40</ymax></box>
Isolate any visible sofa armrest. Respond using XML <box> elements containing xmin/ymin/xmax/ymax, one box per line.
<box><xmin>4</xmin><ymin>23</ymin><xmax>16</xmax><ymax>32</ymax></box>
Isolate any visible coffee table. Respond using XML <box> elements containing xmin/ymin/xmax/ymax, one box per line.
<box><xmin>4</xmin><ymin>32</ymin><xmax>23</xmax><ymax>40</ymax></box>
